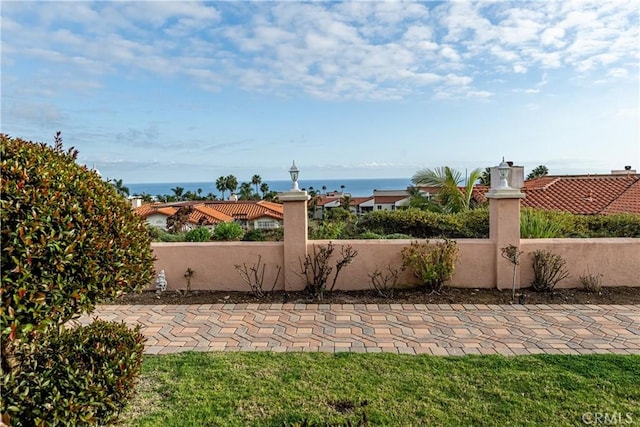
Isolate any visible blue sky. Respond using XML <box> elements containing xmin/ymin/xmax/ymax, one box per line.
<box><xmin>2</xmin><ymin>1</ymin><xmax>639</xmax><ymax>183</ymax></box>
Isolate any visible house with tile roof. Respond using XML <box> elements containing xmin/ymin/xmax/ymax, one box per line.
<box><xmin>412</xmin><ymin>170</ymin><xmax>639</xmax><ymax>215</ymax></box>
<box><xmin>135</xmin><ymin>200</ymin><xmax>284</xmax><ymax>231</ymax></box>
<box><xmin>372</xmin><ymin>190</ymin><xmax>412</xmax><ymax>211</ymax></box>
<box><xmin>520</xmin><ymin>172</ymin><xmax>640</xmax><ymax>215</ymax></box>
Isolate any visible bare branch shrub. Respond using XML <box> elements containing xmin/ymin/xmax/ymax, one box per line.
<box><xmin>369</xmin><ymin>266</ymin><xmax>402</xmax><ymax>298</ymax></box>
<box><xmin>530</xmin><ymin>249</ymin><xmax>570</xmax><ymax>292</ymax></box>
<box><xmin>579</xmin><ymin>270</ymin><xmax>603</xmax><ymax>293</ymax></box>
<box><xmin>501</xmin><ymin>244</ymin><xmax>523</xmax><ymax>302</ymax></box>
<box><xmin>299</xmin><ymin>242</ymin><xmax>358</xmax><ymax>300</ymax></box>
<box><xmin>235</xmin><ymin>255</ymin><xmax>282</xmax><ymax>298</ymax></box>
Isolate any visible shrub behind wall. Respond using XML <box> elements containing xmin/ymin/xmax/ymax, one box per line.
<box><xmin>357</xmin><ymin>208</ymin><xmax>640</xmax><ymax>239</ymax></box>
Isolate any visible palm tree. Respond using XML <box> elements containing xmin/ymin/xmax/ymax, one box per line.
<box><xmin>251</xmin><ymin>174</ymin><xmax>262</xmax><ymax>194</ymax></box>
<box><xmin>322</xmin><ymin>185</ymin><xmax>327</xmax><ymax>194</ymax></box>
<box><xmin>171</xmin><ymin>186</ymin><xmax>184</xmax><ymax>201</ymax></box>
<box><xmin>239</xmin><ymin>182</ymin><xmax>254</xmax><ymax>200</ymax></box>
<box><xmin>216</xmin><ymin>176</ymin><xmax>226</xmax><ymax>200</ymax></box>
<box><xmin>260</xmin><ymin>182</ymin><xmax>270</xmax><ymax>199</ymax></box>
<box><xmin>479</xmin><ymin>167</ymin><xmax>491</xmax><ymax>186</ymax></box>
<box><xmin>340</xmin><ymin>194</ymin><xmax>351</xmax><ymax>210</ymax></box>
<box><xmin>526</xmin><ymin>165</ymin><xmax>549</xmax><ymax>180</ymax></box>
<box><xmin>406</xmin><ymin>186</ymin><xmax>443</xmax><ymax>212</ymax></box>
<box><xmin>111</xmin><ymin>179</ymin><xmax>129</xmax><ymax>197</ymax></box>
<box><xmin>225</xmin><ymin>175</ymin><xmax>238</xmax><ymax>196</ymax></box>
<box><xmin>411</xmin><ymin>166</ymin><xmax>483</xmax><ymax>213</ymax></box>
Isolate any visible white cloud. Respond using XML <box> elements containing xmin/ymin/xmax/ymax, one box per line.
<box><xmin>513</xmin><ymin>64</ymin><xmax>528</xmax><ymax>74</ymax></box>
<box><xmin>1</xmin><ymin>0</ymin><xmax>637</xmax><ymax>103</ymax></box>
<box><xmin>466</xmin><ymin>90</ymin><xmax>494</xmax><ymax>98</ymax></box>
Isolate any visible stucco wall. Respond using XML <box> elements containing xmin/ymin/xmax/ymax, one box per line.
<box><xmin>305</xmin><ymin>239</ymin><xmax>496</xmax><ymax>291</ymax></box>
<box><xmin>151</xmin><ymin>242</ymin><xmax>285</xmax><ymax>292</ymax></box>
<box><xmin>148</xmin><ymin>238</ymin><xmax>639</xmax><ymax>292</ymax></box>
<box><xmin>520</xmin><ymin>238</ymin><xmax>640</xmax><ymax>288</ymax></box>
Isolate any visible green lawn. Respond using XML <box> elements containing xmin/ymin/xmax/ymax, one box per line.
<box><xmin>122</xmin><ymin>352</ymin><xmax>639</xmax><ymax>427</ymax></box>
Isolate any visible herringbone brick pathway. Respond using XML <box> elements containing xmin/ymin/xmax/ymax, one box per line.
<box><xmin>76</xmin><ymin>303</ymin><xmax>640</xmax><ymax>356</ymax></box>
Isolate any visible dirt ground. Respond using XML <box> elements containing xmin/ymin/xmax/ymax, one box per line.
<box><xmin>115</xmin><ymin>286</ymin><xmax>640</xmax><ymax>306</ymax></box>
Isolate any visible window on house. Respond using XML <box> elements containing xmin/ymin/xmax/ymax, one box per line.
<box><xmin>257</xmin><ymin>221</ymin><xmax>277</xmax><ymax>229</ymax></box>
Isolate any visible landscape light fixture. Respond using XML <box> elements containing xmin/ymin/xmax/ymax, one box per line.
<box><xmin>289</xmin><ymin>161</ymin><xmax>300</xmax><ymax>191</ymax></box>
<box><xmin>498</xmin><ymin>157</ymin><xmax>511</xmax><ymax>190</ymax></box>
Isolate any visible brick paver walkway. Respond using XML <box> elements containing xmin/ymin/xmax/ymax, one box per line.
<box><xmin>76</xmin><ymin>303</ymin><xmax>640</xmax><ymax>356</ymax></box>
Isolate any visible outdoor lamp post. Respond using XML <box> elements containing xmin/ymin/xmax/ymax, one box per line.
<box><xmin>498</xmin><ymin>157</ymin><xmax>511</xmax><ymax>190</ymax></box>
<box><xmin>289</xmin><ymin>161</ymin><xmax>300</xmax><ymax>191</ymax></box>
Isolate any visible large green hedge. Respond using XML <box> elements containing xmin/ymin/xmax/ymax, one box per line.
<box><xmin>1</xmin><ymin>134</ymin><xmax>155</xmax><ymax>425</ymax></box>
<box><xmin>356</xmin><ymin>207</ymin><xmax>640</xmax><ymax>239</ymax></box>
<box><xmin>357</xmin><ymin>208</ymin><xmax>490</xmax><ymax>238</ymax></box>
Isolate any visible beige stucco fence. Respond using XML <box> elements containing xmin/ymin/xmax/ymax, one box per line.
<box><xmin>150</xmin><ymin>190</ymin><xmax>640</xmax><ymax>292</ymax></box>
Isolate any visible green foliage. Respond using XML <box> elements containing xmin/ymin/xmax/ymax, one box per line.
<box><xmin>411</xmin><ymin>166</ymin><xmax>483</xmax><ymax>213</ymax></box>
<box><xmin>383</xmin><ymin>233</ymin><xmax>413</xmax><ymax>239</ymax></box>
<box><xmin>185</xmin><ymin>227</ymin><xmax>211</xmax><ymax>242</ymax></box>
<box><xmin>1</xmin><ymin>134</ymin><xmax>154</xmax><ymax>341</ymax></box>
<box><xmin>526</xmin><ymin>165</ymin><xmax>549</xmax><ymax>180</ymax></box>
<box><xmin>299</xmin><ymin>242</ymin><xmax>358</xmax><ymax>300</ymax></box>
<box><xmin>247</xmin><ymin>228</ymin><xmax>284</xmax><ymax>242</ymax></box>
<box><xmin>360</xmin><ymin>208</ymin><xmax>639</xmax><ymax>239</ymax></box>
<box><xmin>401</xmin><ymin>240</ymin><xmax>459</xmax><ymax>292</ymax></box>
<box><xmin>520</xmin><ymin>209</ymin><xmax>562</xmax><ymax>238</ymax></box>
<box><xmin>530</xmin><ymin>249</ymin><xmax>570</xmax><ymax>292</ymax></box>
<box><xmin>212</xmin><ymin>222</ymin><xmax>244</xmax><ymax>241</ymax></box>
<box><xmin>359</xmin><ymin>231</ymin><xmax>383</xmax><ymax>239</ymax></box>
<box><xmin>3</xmin><ymin>320</ymin><xmax>145</xmax><ymax>427</ymax></box>
<box><xmin>148</xmin><ymin>225</ymin><xmax>186</xmax><ymax>242</ymax></box>
<box><xmin>520</xmin><ymin>209</ymin><xmax>640</xmax><ymax>238</ymax></box>
<box><xmin>358</xmin><ymin>208</ymin><xmax>486</xmax><ymax>239</ymax></box>
<box><xmin>580</xmin><ymin>213</ymin><xmax>640</xmax><ymax>237</ymax></box>
<box><xmin>325</xmin><ymin>207</ymin><xmax>355</xmax><ymax>222</ymax></box>
<box><xmin>455</xmin><ymin>208</ymin><xmax>490</xmax><ymax>238</ymax></box>
<box><xmin>243</xmin><ymin>228</ymin><xmax>267</xmax><ymax>241</ymax></box>
<box><xmin>309</xmin><ymin>220</ymin><xmax>345</xmax><ymax>240</ymax></box>
<box><xmin>1</xmin><ymin>134</ymin><xmax>153</xmax><ymax>425</ymax></box>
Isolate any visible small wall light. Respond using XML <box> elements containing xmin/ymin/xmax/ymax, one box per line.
<box><xmin>498</xmin><ymin>157</ymin><xmax>511</xmax><ymax>190</ymax></box>
<box><xmin>289</xmin><ymin>161</ymin><xmax>300</xmax><ymax>191</ymax></box>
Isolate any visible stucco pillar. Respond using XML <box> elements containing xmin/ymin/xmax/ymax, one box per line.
<box><xmin>486</xmin><ymin>162</ymin><xmax>525</xmax><ymax>290</ymax></box>
<box><xmin>279</xmin><ymin>191</ymin><xmax>310</xmax><ymax>291</ymax></box>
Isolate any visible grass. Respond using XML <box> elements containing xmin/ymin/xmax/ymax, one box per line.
<box><xmin>121</xmin><ymin>352</ymin><xmax>639</xmax><ymax>426</ymax></box>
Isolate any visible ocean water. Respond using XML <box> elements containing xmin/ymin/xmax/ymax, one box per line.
<box><xmin>127</xmin><ymin>178</ymin><xmax>412</xmax><ymax>198</ymax></box>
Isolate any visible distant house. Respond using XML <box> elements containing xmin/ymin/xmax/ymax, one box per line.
<box><xmin>309</xmin><ymin>193</ymin><xmax>374</xmax><ymax>218</ymax></box>
<box><xmin>372</xmin><ymin>190</ymin><xmax>411</xmax><ymax>211</ymax></box>
<box><xmin>135</xmin><ymin>200</ymin><xmax>284</xmax><ymax>231</ymax></box>
<box><xmin>420</xmin><ymin>170</ymin><xmax>640</xmax><ymax>215</ymax></box>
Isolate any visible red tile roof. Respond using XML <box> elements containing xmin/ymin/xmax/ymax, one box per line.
<box><xmin>202</xmin><ymin>201</ymin><xmax>284</xmax><ymax>220</ymax></box>
<box><xmin>521</xmin><ymin>174</ymin><xmax>640</xmax><ymax>215</ymax></box>
<box><xmin>134</xmin><ymin>200</ymin><xmax>284</xmax><ymax>225</ymax></box>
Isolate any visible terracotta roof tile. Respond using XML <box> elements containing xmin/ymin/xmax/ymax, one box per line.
<box><xmin>203</xmin><ymin>201</ymin><xmax>284</xmax><ymax>220</ymax></box>
<box><xmin>521</xmin><ymin>174</ymin><xmax>640</xmax><ymax>215</ymax></box>
<box><xmin>191</xmin><ymin>205</ymin><xmax>233</xmax><ymax>224</ymax></box>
